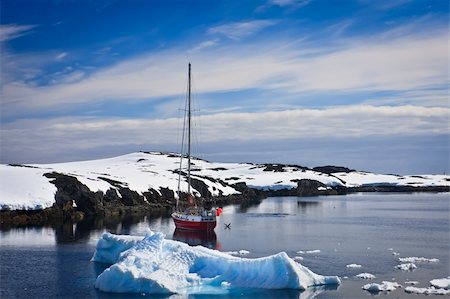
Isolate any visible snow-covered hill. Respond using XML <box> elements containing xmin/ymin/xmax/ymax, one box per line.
<box><xmin>1</xmin><ymin>152</ymin><xmax>449</xmax><ymax>211</ymax></box>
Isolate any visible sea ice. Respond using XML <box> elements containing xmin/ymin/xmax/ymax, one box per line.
<box><xmin>404</xmin><ymin>281</ymin><xmax>419</xmax><ymax>285</ymax></box>
<box><xmin>399</xmin><ymin>257</ymin><xmax>439</xmax><ymax>263</ymax></box>
<box><xmin>395</xmin><ymin>263</ymin><xmax>417</xmax><ymax>271</ymax></box>
<box><xmin>346</xmin><ymin>263</ymin><xmax>362</xmax><ymax>268</ymax></box>
<box><xmin>430</xmin><ymin>277</ymin><xmax>450</xmax><ymax>289</ymax></box>
<box><xmin>225</xmin><ymin>250</ymin><xmax>250</xmax><ymax>256</ymax></box>
<box><xmin>405</xmin><ymin>286</ymin><xmax>450</xmax><ymax>295</ymax></box>
<box><xmin>297</xmin><ymin>250</ymin><xmax>321</xmax><ymax>254</ymax></box>
<box><xmin>92</xmin><ymin>232</ymin><xmax>341</xmax><ymax>294</ymax></box>
<box><xmin>356</xmin><ymin>273</ymin><xmax>375</xmax><ymax>279</ymax></box>
<box><xmin>362</xmin><ymin>281</ymin><xmax>402</xmax><ymax>292</ymax></box>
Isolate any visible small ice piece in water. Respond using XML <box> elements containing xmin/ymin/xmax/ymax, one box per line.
<box><xmin>404</xmin><ymin>281</ymin><xmax>419</xmax><ymax>285</ymax></box>
<box><xmin>225</xmin><ymin>250</ymin><xmax>250</xmax><ymax>256</ymax></box>
<box><xmin>293</xmin><ymin>256</ymin><xmax>304</xmax><ymax>261</ymax></box>
<box><xmin>297</xmin><ymin>249</ymin><xmax>321</xmax><ymax>254</ymax></box>
<box><xmin>392</xmin><ymin>252</ymin><xmax>400</xmax><ymax>256</ymax></box>
<box><xmin>399</xmin><ymin>257</ymin><xmax>439</xmax><ymax>263</ymax></box>
<box><xmin>363</xmin><ymin>281</ymin><xmax>402</xmax><ymax>293</ymax></box>
<box><xmin>92</xmin><ymin>231</ymin><xmax>341</xmax><ymax>294</ymax></box>
<box><xmin>430</xmin><ymin>277</ymin><xmax>450</xmax><ymax>289</ymax></box>
<box><xmin>356</xmin><ymin>273</ymin><xmax>376</xmax><ymax>279</ymax></box>
<box><xmin>387</xmin><ymin>248</ymin><xmax>394</xmax><ymax>251</ymax></box>
<box><xmin>346</xmin><ymin>264</ymin><xmax>362</xmax><ymax>268</ymax></box>
<box><xmin>405</xmin><ymin>286</ymin><xmax>450</xmax><ymax>295</ymax></box>
<box><xmin>395</xmin><ymin>263</ymin><xmax>417</xmax><ymax>271</ymax></box>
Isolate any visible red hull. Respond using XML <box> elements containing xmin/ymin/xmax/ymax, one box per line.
<box><xmin>172</xmin><ymin>214</ymin><xmax>216</xmax><ymax>231</ymax></box>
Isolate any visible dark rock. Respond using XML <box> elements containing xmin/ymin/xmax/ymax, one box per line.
<box><xmin>118</xmin><ymin>188</ymin><xmax>145</xmax><ymax>206</ymax></box>
<box><xmin>159</xmin><ymin>187</ymin><xmax>174</xmax><ymax>199</ymax></box>
<box><xmin>44</xmin><ymin>172</ymin><xmax>104</xmax><ymax>216</ymax></box>
<box><xmin>190</xmin><ymin>178</ymin><xmax>212</xmax><ymax>198</ymax></box>
<box><xmin>312</xmin><ymin>166</ymin><xmax>355</xmax><ymax>174</ymax></box>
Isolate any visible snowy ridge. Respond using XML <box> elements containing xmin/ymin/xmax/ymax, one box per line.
<box><xmin>92</xmin><ymin>231</ymin><xmax>340</xmax><ymax>294</ymax></box>
<box><xmin>1</xmin><ymin>151</ymin><xmax>449</xmax><ymax>211</ymax></box>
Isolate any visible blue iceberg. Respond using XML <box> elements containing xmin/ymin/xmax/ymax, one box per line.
<box><xmin>92</xmin><ymin>231</ymin><xmax>340</xmax><ymax>295</ymax></box>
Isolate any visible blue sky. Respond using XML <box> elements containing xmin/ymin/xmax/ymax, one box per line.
<box><xmin>1</xmin><ymin>0</ymin><xmax>448</xmax><ymax>174</ymax></box>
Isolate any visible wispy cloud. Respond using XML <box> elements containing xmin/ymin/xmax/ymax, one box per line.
<box><xmin>2</xmin><ymin>105</ymin><xmax>447</xmax><ymax>164</ymax></box>
<box><xmin>0</xmin><ymin>24</ymin><xmax>36</xmax><ymax>42</ymax></box>
<box><xmin>2</xmin><ymin>21</ymin><xmax>447</xmax><ymax>118</ymax></box>
<box><xmin>207</xmin><ymin>20</ymin><xmax>277</xmax><ymax>40</ymax></box>
<box><xmin>55</xmin><ymin>52</ymin><xmax>67</xmax><ymax>60</ymax></box>
<box><xmin>257</xmin><ymin>0</ymin><xmax>311</xmax><ymax>12</ymax></box>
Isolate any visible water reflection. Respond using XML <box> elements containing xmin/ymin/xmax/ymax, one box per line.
<box><xmin>172</xmin><ymin>228</ymin><xmax>219</xmax><ymax>250</ymax></box>
<box><xmin>296</xmin><ymin>200</ymin><xmax>321</xmax><ymax>213</ymax></box>
<box><xmin>0</xmin><ymin>211</ymin><xmax>172</xmax><ymax>245</ymax></box>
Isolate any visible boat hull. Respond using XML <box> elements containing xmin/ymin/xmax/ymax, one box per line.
<box><xmin>172</xmin><ymin>212</ymin><xmax>217</xmax><ymax>231</ymax></box>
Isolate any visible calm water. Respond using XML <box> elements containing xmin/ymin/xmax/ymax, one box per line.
<box><xmin>1</xmin><ymin>193</ymin><xmax>449</xmax><ymax>298</ymax></box>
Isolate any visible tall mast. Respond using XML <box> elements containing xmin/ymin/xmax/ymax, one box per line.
<box><xmin>187</xmin><ymin>63</ymin><xmax>191</xmax><ymax>195</ymax></box>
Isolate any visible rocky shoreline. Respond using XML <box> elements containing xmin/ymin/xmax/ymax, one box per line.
<box><xmin>1</xmin><ymin>171</ymin><xmax>448</xmax><ymax>228</ymax></box>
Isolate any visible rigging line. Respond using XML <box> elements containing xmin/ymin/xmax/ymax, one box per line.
<box><xmin>177</xmin><ymin>67</ymin><xmax>189</xmax><ymax>199</ymax></box>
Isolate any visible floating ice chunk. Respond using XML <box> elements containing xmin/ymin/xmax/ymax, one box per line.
<box><xmin>293</xmin><ymin>256</ymin><xmax>304</xmax><ymax>261</ymax></box>
<box><xmin>405</xmin><ymin>281</ymin><xmax>419</xmax><ymax>285</ymax></box>
<box><xmin>363</xmin><ymin>281</ymin><xmax>402</xmax><ymax>292</ymax></box>
<box><xmin>356</xmin><ymin>273</ymin><xmax>375</xmax><ymax>279</ymax></box>
<box><xmin>91</xmin><ymin>232</ymin><xmax>143</xmax><ymax>263</ymax></box>
<box><xmin>395</xmin><ymin>263</ymin><xmax>417</xmax><ymax>271</ymax></box>
<box><xmin>430</xmin><ymin>277</ymin><xmax>450</xmax><ymax>289</ymax></box>
<box><xmin>346</xmin><ymin>264</ymin><xmax>362</xmax><ymax>268</ymax></box>
<box><xmin>297</xmin><ymin>250</ymin><xmax>321</xmax><ymax>254</ymax></box>
<box><xmin>225</xmin><ymin>250</ymin><xmax>250</xmax><ymax>256</ymax></box>
<box><xmin>392</xmin><ymin>252</ymin><xmax>400</xmax><ymax>256</ymax></box>
<box><xmin>405</xmin><ymin>286</ymin><xmax>450</xmax><ymax>295</ymax></box>
<box><xmin>93</xmin><ymin>232</ymin><xmax>341</xmax><ymax>294</ymax></box>
<box><xmin>399</xmin><ymin>257</ymin><xmax>439</xmax><ymax>263</ymax></box>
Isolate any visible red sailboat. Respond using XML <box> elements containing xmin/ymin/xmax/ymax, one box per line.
<box><xmin>171</xmin><ymin>63</ymin><xmax>222</xmax><ymax>231</ymax></box>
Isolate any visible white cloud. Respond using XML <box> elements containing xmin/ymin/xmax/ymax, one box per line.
<box><xmin>207</xmin><ymin>20</ymin><xmax>277</xmax><ymax>40</ymax></box>
<box><xmin>55</xmin><ymin>52</ymin><xmax>67</xmax><ymax>60</ymax></box>
<box><xmin>0</xmin><ymin>24</ymin><xmax>36</xmax><ymax>42</ymax></box>
<box><xmin>1</xmin><ymin>21</ymin><xmax>448</xmax><ymax>117</ymax></box>
<box><xmin>269</xmin><ymin>0</ymin><xmax>311</xmax><ymax>8</ymax></box>
<box><xmin>2</xmin><ymin>105</ymin><xmax>447</xmax><ymax>157</ymax></box>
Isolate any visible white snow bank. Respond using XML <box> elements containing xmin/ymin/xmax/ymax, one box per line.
<box><xmin>363</xmin><ymin>281</ymin><xmax>401</xmax><ymax>292</ymax></box>
<box><xmin>399</xmin><ymin>257</ymin><xmax>439</xmax><ymax>263</ymax></box>
<box><xmin>356</xmin><ymin>273</ymin><xmax>375</xmax><ymax>279</ymax></box>
<box><xmin>346</xmin><ymin>264</ymin><xmax>362</xmax><ymax>268</ymax></box>
<box><xmin>430</xmin><ymin>278</ymin><xmax>450</xmax><ymax>289</ymax></box>
<box><xmin>333</xmin><ymin>171</ymin><xmax>450</xmax><ymax>188</ymax></box>
<box><xmin>0</xmin><ymin>165</ymin><xmax>56</xmax><ymax>210</ymax></box>
<box><xmin>405</xmin><ymin>286</ymin><xmax>450</xmax><ymax>295</ymax></box>
<box><xmin>396</xmin><ymin>263</ymin><xmax>417</xmax><ymax>271</ymax></box>
<box><xmin>92</xmin><ymin>231</ymin><xmax>341</xmax><ymax>294</ymax></box>
<box><xmin>1</xmin><ymin>152</ymin><xmax>449</xmax><ymax>211</ymax></box>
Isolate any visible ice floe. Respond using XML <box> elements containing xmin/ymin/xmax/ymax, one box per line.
<box><xmin>404</xmin><ymin>281</ymin><xmax>419</xmax><ymax>285</ymax></box>
<box><xmin>405</xmin><ymin>286</ymin><xmax>450</xmax><ymax>295</ymax></box>
<box><xmin>395</xmin><ymin>263</ymin><xmax>417</xmax><ymax>271</ymax></box>
<box><xmin>92</xmin><ymin>231</ymin><xmax>341</xmax><ymax>294</ymax></box>
<box><xmin>362</xmin><ymin>281</ymin><xmax>402</xmax><ymax>292</ymax></box>
<box><xmin>399</xmin><ymin>256</ymin><xmax>439</xmax><ymax>263</ymax></box>
<box><xmin>297</xmin><ymin>250</ymin><xmax>321</xmax><ymax>254</ymax></box>
<box><xmin>346</xmin><ymin>263</ymin><xmax>362</xmax><ymax>268</ymax></box>
<box><xmin>356</xmin><ymin>273</ymin><xmax>375</xmax><ymax>279</ymax></box>
<box><xmin>225</xmin><ymin>250</ymin><xmax>250</xmax><ymax>256</ymax></box>
<box><xmin>430</xmin><ymin>277</ymin><xmax>450</xmax><ymax>289</ymax></box>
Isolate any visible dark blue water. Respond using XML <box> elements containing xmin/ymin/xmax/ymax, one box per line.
<box><xmin>1</xmin><ymin>193</ymin><xmax>449</xmax><ymax>298</ymax></box>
